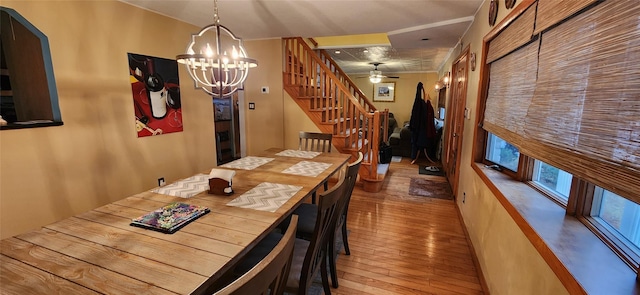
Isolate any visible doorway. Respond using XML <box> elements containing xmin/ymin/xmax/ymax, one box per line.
<box><xmin>214</xmin><ymin>91</ymin><xmax>243</xmax><ymax>165</ymax></box>
<box><xmin>443</xmin><ymin>47</ymin><xmax>469</xmax><ymax>196</ymax></box>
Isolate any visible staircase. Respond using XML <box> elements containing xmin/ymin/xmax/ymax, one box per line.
<box><xmin>282</xmin><ymin>37</ymin><xmax>391</xmax><ymax>192</ymax></box>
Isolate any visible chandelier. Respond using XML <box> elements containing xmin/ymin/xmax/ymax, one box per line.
<box><xmin>176</xmin><ymin>0</ymin><xmax>257</xmax><ymax>97</ymax></box>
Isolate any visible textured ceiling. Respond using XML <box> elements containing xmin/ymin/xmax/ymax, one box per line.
<box><xmin>119</xmin><ymin>0</ymin><xmax>483</xmax><ymax>74</ymax></box>
<box><xmin>326</xmin><ymin>45</ymin><xmax>455</xmax><ymax>74</ymax></box>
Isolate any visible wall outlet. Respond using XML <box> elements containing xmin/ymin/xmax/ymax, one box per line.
<box><xmin>249</xmin><ymin>102</ymin><xmax>255</xmax><ymax>110</ymax></box>
<box><xmin>158</xmin><ymin>177</ymin><xmax>165</xmax><ymax>186</ymax></box>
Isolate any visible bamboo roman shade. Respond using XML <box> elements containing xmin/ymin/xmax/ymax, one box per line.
<box><xmin>534</xmin><ymin>0</ymin><xmax>599</xmax><ymax>35</ymax></box>
<box><xmin>484</xmin><ymin>40</ymin><xmax>538</xmax><ymax>140</ymax></box>
<box><xmin>483</xmin><ymin>0</ymin><xmax>640</xmax><ymax>203</ymax></box>
<box><xmin>486</xmin><ymin>3</ymin><xmax>536</xmax><ymax>63</ymax></box>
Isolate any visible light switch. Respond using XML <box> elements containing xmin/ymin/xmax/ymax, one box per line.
<box><xmin>249</xmin><ymin>102</ymin><xmax>255</xmax><ymax>110</ymax></box>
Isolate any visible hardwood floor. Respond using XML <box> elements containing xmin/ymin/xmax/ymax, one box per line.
<box><xmin>331</xmin><ymin>157</ymin><xmax>485</xmax><ymax>295</ymax></box>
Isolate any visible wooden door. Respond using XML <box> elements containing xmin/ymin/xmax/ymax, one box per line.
<box><xmin>443</xmin><ymin>48</ymin><xmax>469</xmax><ymax>196</ymax></box>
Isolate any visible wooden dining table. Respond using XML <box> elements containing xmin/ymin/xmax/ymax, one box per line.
<box><xmin>0</xmin><ymin>148</ymin><xmax>350</xmax><ymax>295</ymax></box>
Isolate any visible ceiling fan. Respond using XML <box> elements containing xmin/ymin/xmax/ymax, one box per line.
<box><xmin>359</xmin><ymin>62</ymin><xmax>399</xmax><ymax>83</ymax></box>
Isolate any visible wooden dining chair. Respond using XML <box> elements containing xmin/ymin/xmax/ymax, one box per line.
<box><xmin>233</xmin><ymin>173</ymin><xmax>348</xmax><ymax>295</ymax></box>
<box><xmin>214</xmin><ymin>215</ymin><xmax>298</xmax><ymax>295</ymax></box>
<box><xmin>298</xmin><ymin>131</ymin><xmax>333</xmax><ymax>153</ymax></box>
<box><xmin>299</xmin><ymin>131</ymin><xmax>333</xmax><ymax>203</ymax></box>
<box><xmin>292</xmin><ymin>152</ymin><xmax>363</xmax><ymax>288</ymax></box>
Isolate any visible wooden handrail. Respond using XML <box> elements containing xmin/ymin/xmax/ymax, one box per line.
<box><xmin>316</xmin><ymin>49</ymin><xmax>377</xmax><ymax>113</ymax></box>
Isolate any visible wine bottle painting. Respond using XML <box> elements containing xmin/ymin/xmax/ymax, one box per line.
<box><xmin>128</xmin><ymin>53</ymin><xmax>183</xmax><ymax>137</ymax></box>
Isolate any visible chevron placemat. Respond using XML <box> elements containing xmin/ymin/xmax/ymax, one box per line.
<box><xmin>281</xmin><ymin>161</ymin><xmax>332</xmax><ymax>177</ymax></box>
<box><xmin>220</xmin><ymin>156</ymin><xmax>274</xmax><ymax>170</ymax></box>
<box><xmin>275</xmin><ymin>149</ymin><xmax>321</xmax><ymax>159</ymax></box>
<box><xmin>151</xmin><ymin>174</ymin><xmax>208</xmax><ymax>198</ymax></box>
<box><xmin>226</xmin><ymin>182</ymin><xmax>303</xmax><ymax>212</ymax></box>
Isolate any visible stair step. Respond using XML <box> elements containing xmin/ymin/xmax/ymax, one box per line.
<box><xmin>310</xmin><ymin>107</ymin><xmax>342</xmax><ymax>112</ymax></box>
<box><xmin>344</xmin><ymin>139</ymin><xmax>369</xmax><ymax>151</ymax></box>
<box><xmin>320</xmin><ymin>117</ymin><xmax>351</xmax><ymax>125</ymax></box>
<box><xmin>334</xmin><ymin>128</ymin><xmax>359</xmax><ymax>138</ymax></box>
<box><xmin>297</xmin><ymin>85</ymin><xmax>322</xmax><ymax>89</ymax></box>
<box><xmin>297</xmin><ymin>96</ymin><xmax>334</xmax><ymax>100</ymax></box>
<box><xmin>377</xmin><ymin>163</ymin><xmax>390</xmax><ymax>175</ymax></box>
<box><xmin>360</xmin><ymin>161</ymin><xmax>389</xmax><ymax>192</ymax></box>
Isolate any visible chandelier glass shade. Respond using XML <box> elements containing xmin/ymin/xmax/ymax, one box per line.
<box><xmin>176</xmin><ymin>0</ymin><xmax>257</xmax><ymax>97</ymax></box>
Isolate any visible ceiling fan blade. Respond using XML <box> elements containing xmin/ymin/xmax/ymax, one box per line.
<box><xmin>388</xmin><ymin>76</ymin><xmax>400</xmax><ymax>79</ymax></box>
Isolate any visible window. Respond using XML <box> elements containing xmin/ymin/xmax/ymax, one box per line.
<box><xmin>471</xmin><ymin>0</ymin><xmax>640</xmax><ymax>290</ymax></box>
<box><xmin>592</xmin><ymin>189</ymin><xmax>640</xmax><ymax>253</ymax></box>
<box><xmin>532</xmin><ymin>160</ymin><xmax>572</xmax><ymax>204</ymax></box>
<box><xmin>485</xmin><ymin>133</ymin><xmax>520</xmax><ymax>172</ymax></box>
<box><xmin>586</xmin><ymin>187</ymin><xmax>640</xmax><ymax>269</ymax></box>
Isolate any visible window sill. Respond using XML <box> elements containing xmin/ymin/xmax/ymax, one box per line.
<box><xmin>1</xmin><ymin>120</ymin><xmax>63</xmax><ymax>130</ymax></box>
<box><xmin>472</xmin><ymin>163</ymin><xmax>639</xmax><ymax>294</ymax></box>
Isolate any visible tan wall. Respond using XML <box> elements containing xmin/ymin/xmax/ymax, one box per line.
<box><xmin>283</xmin><ymin>95</ymin><xmax>320</xmax><ymax>150</ymax></box>
<box><xmin>242</xmin><ymin>39</ymin><xmax>287</xmax><ymax>154</ymax></box>
<box><xmin>352</xmin><ymin>73</ymin><xmax>439</xmax><ymax>125</ymax></box>
<box><xmin>439</xmin><ymin>1</ymin><xmax>569</xmax><ymax>294</ymax></box>
<box><xmin>0</xmin><ymin>1</ymin><xmax>290</xmax><ymax>239</ymax></box>
<box><xmin>242</xmin><ymin>39</ymin><xmax>319</xmax><ymax>153</ymax></box>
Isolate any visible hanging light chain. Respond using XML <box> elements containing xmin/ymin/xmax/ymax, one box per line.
<box><xmin>213</xmin><ymin>0</ymin><xmax>220</xmax><ymax>25</ymax></box>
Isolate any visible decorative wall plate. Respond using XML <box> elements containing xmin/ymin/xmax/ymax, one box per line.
<box><xmin>505</xmin><ymin>0</ymin><xmax>516</xmax><ymax>9</ymax></box>
<box><xmin>489</xmin><ymin>0</ymin><xmax>498</xmax><ymax>26</ymax></box>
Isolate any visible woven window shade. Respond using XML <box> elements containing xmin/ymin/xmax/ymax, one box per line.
<box><xmin>534</xmin><ymin>0</ymin><xmax>599</xmax><ymax>35</ymax></box>
<box><xmin>528</xmin><ymin>0</ymin><xmax>640</xmax><ymax>202</ymax></box>
<box><xmin>486</xmin><ymin>3</ymin><xmax>536</xmax><ymax>64</ymax></box>
<box><xmin>484</xmin><ymin>0</ymin><xmax>640</xmax><ymax>203</ymax></box>
<box><xmin>484</xmin><ymin>40</ymin><xmax>538</xmax><ymax>141</ymax></box>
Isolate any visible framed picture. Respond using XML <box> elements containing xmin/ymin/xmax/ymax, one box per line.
<box><xmin>127</xmin><ymin>53</ymin><xmax>183</xmax><ymax>137</ymax></box>
<box><xmin>373</xmin><ymin>82</ymin><xmax>395</xmax><ymax>102</ymax></box>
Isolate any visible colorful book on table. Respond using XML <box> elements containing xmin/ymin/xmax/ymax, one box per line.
<box><xmin>130</xmin><ymin>202</ymin><xmax>210</xmax><ymax>234</ymax></box>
